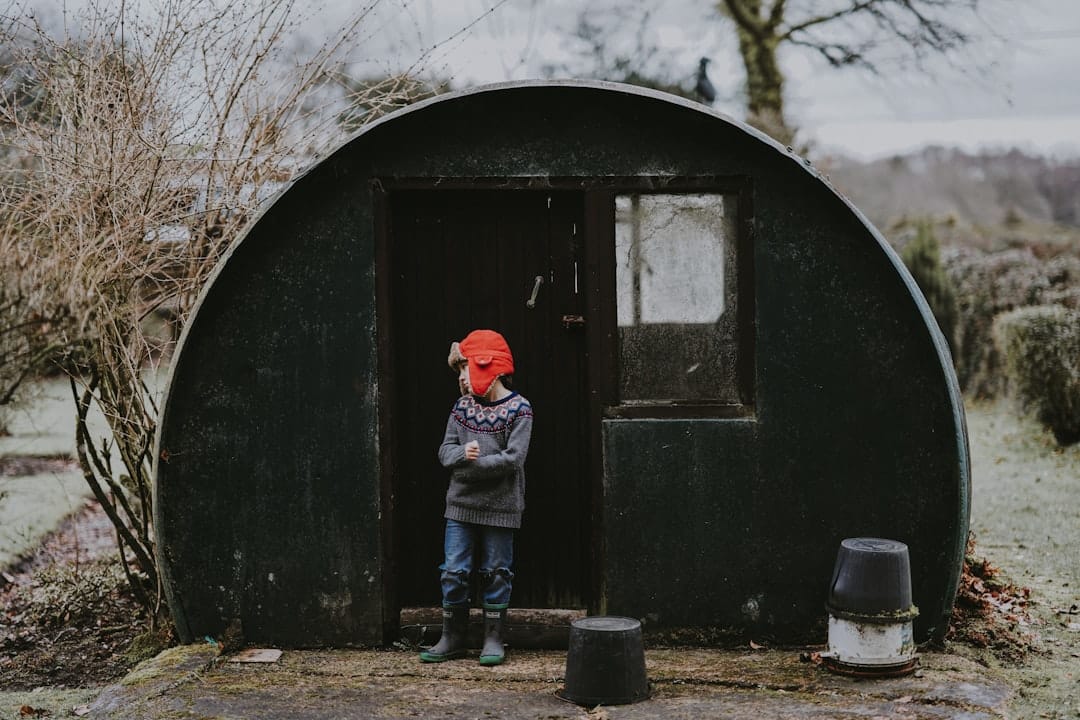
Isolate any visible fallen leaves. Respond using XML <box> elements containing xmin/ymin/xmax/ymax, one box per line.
<box><xmin>948</xmin><ymin>534</ymin><xmax>1038</xmax><ymax>661</ymax></box>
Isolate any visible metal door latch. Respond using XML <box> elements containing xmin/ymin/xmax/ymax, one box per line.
<box><xmin>561</xmin><ymin>314</ymin><xmax>586</xmax><ymax>328</ymax></box>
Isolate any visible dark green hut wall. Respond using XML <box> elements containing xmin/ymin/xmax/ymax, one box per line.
<box><xmin>156</xmin><ymin>168</ymin><xmax>383</xmax><ymax>645</ymax></box>
<box><xmin>155</xmin><ymin>84</ymin><xmax>967</xmax><ymax>646</ymax></box>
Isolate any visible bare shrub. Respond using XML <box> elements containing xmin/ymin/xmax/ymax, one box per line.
<box><xmin>0</xmin><ymin>260</ymin><xmax>66</xmax><ymax>434</ymax></box>
<box><xmin>0</xmin><ymin>174</ymin><xmax>76</xmax><ymax>431</ymax></box>
<box><xmin>18</xmin><ymin>558</ymin><xmax>133</xmax><ymax>630</ymax></box>
<box><xmin>993</xmin><ymin>305</ymin><xmax>1080</xmax><ymax>446</ymax></box>
<box><xmin>0</xmin><ymin>0</ymin><xmax>430</xmax><ymax>626</ymax></box>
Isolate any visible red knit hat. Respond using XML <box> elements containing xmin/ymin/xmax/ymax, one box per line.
<box><xmin>457</xmin><ymin>329</ymin><xmax>514</xmax><ymax>397</ymax></box>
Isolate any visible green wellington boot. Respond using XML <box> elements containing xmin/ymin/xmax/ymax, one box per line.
<box><xmin>419</xmin><ymin>606</ymin><xmax>469</xmax><ymax>663</ymax></box>
<box><xmin>479</xmin><ymin>605</ymin><xmax>507</xmax><ymax>666</ymax></box>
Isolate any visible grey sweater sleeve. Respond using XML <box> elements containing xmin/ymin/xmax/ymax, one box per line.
<box><xmin>437</xmin><ymin>414</ymin><xmax>468</xmax><ymax>468</ymax></box>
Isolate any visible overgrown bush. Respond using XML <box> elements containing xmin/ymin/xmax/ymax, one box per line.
<box><xmin>19</xmin><ymin>559</ymin><xmax>136</xmax><ymax>630</ymax></box>
<box><xmin>1</xmin><ymin>219</ymin><xmax>75</xmax><ymax>432</ymax></box>
<box><xmin>0</xmin><ymin>0</ymin><xmax>432</xmax><ymax>629</ymax></box>
<box><xmin>899</xmin><ymin>220</ymin><xmax>958</xmax><ymax>348</ymax></box>
<box><xmin>944</xmin><ymin>248</ymin><xmax>1080</xmax><ymax>398</ymax></box>
<box><xmin>993</xmin><ymin>305</ymin><xmax>1080</xmax><ymax>446</ymax></box>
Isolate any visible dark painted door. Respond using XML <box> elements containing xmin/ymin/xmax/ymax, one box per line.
<box><xmin>386</xmin><ymin>190</ymin><xmax>590</xmax><ymax>610</ymax></box>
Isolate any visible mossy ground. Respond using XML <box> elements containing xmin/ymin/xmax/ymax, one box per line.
<box><xmin>0</xmin><ymin>687</ymin><xmax>98</xmax><ymax>719</ymax></box>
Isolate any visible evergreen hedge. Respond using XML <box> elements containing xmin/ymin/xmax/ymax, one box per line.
<box><xmin>944</xmin><ymin>249</ymin><xmax>1080</xmax><ymax>398</ymax></box>
<box><xmin>900</xmin><ymin>220</ymin><xmax>958</xmax><ymax>351</ymax></box>
<box><xmin>993</xmin><ymin>305</ymin><xmax>1080</xmax><ymax>446</ymax></box>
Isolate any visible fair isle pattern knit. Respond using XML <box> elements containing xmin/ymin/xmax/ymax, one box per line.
<box><xmin>452</xmin><ymin>394</ymin><xmax>533</xmax><ymax>434</ymax></box>
<box><xmin>438</xmin><ymin>392</ymin><xmax>534</xmax><ymax>529</ymax></box>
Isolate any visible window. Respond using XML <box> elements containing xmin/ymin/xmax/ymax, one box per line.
<box><xmin>614</xmin><ymin>193</ymin><xmax>743</xmax><ymax>405</ymax></box>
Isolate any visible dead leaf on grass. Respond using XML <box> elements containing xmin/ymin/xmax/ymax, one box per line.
<box><xmin>749</xmin><ymin>640</ymin><xmax>765</xmax><ymax>650</ymax></box>
<box><xmin>72</xmin><ymin>705</ymin><xmax>91</xmax><ymax>716</ymax></box>
<box><xmin>227</xmin><ymin>648</ymin><xmax>282</xmax><ymax>663</ymax></box>
<box><xmin>19</xmin><ymin>706</ymin><xmax>48</xmax><ymax>717</ymax></box>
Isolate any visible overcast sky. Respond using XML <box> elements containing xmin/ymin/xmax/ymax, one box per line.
<box><xmin>338</xmin><ymin>0</ymin><xmax>1080</xmax><ymax>161</ymax></box>
<box><xmin>20</xmin><ymin>0</ymin><xmax>1080</xmax><ymax>160</ymax></box>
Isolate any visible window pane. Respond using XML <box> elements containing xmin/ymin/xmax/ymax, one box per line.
<box><xmin>614</xmin><ymin>193</ymin><xmax>739</xmax><ymax>403</ymax></box>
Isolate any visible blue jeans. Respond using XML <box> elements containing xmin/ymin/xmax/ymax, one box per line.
<box><xmin>439</xmin><ymin>519</ymin><xmax>514</xmax><ymax>608</ymax></box>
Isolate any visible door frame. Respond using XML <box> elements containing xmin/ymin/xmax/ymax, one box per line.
<box><xmin>373</xmin><ymin>178</ymin><xmax>603</xmax><ymax>639</ymax></box>
<box><xmin>373</xmin><ymin>175</ymin><xmax>754</xmax><ymax>640</ymax></box>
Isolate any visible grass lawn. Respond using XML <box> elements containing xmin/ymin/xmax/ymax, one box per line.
<box><xmin>0</xmin><ymin>469</ymin><xmax>88</xmax><ymax>570</ymax></box>
<box><xmin>0</xmin><ymin>378</ymin><xmax>77</xmax><ymax>458</ymax></box>
<box><xmin>1</xmin><ymin>378</ymin><xmax>88</xmax><ymax>570</ymax></box>
<box><xmin>1</xmin><ymin>371</ymin><xmax>169</xmax><ymax>571</ymax></box>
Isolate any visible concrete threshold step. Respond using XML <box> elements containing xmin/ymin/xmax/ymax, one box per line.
<box><xmin>399</xmin><ymin>607</ymin><xmax>586</xmax><ymax>650</ymax></box>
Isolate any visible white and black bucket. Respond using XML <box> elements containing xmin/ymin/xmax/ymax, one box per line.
<box><xmin>823</xmin><ymin>537</ymin><xmax>920</xmax><ymax>677</ymax></box>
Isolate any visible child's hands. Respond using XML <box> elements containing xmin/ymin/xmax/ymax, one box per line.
<box><xmin>464</xmin><ymin>440</ymin><xmax>480</xmax><ymax>461</ymax></box>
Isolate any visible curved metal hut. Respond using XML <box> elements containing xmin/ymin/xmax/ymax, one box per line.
<box><xmin>153</xmin><ymin>81</ymin><xmax>969</xmax><ymax>647</ymax></box>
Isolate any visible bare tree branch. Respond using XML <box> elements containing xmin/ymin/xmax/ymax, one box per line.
<box><xmin>713</xmin><ymin>0</ymin><xmax>987</xmax><ymax>145</ymax></box>
<box><xmin>780</xmin><ymin>0</ymin><xmax>881</xmax><ymax>39</ymax></box>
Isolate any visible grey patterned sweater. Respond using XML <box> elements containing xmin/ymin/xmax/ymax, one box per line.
<box><xmin>437</xmin><ymin>392</ymin><xmax>533</xmax><ymax>529</ymax></box>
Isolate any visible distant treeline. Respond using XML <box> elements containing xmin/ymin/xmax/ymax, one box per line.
<box><xmin>822</xmin><ymin>147</ymin><xmax>1080</xmax><ymax>230</ymax></box>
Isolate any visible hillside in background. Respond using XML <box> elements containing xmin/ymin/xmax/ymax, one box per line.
<box><xmin>819</xmin><ymin>147</ymin><xmax>1080</xmax><ymax>234</ymax></box>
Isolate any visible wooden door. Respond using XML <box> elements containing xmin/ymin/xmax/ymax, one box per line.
<box><xmin>384</xmin><ymin>189</ymin><xmax>590</xmax><ymax>610</ymax></box>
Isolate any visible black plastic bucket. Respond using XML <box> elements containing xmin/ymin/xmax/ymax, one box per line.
<box><xmin>827</xmin><ymin>537</ymin><xmax>914</xmax><ymax>616</ymax></box>
<box><xmin>559</xmin><ymin>616</ymin><xmax>649</xmax><ymax>706</ymax></box>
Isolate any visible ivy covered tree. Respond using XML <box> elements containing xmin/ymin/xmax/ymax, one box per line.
<box><xmin>551</xmin><ymin>0</ymin><xmax>987</xmax><ymax>146</ymax></box>
<box><xmin>718</xmin><ymin>0</ymin><xmax>984</xmax><ymax>145</ymax></box>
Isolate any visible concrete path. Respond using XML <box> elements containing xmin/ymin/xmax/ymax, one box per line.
<box><xmin>86</xmin><ymin>643</ymin><xmax>1010</xmax><ymax>719</ymax></box>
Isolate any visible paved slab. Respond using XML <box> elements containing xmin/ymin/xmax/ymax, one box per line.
<box><xmin>85</xmin><ymin>644</ymin><xmax>1011</xmax><ymax>719</ymax></box>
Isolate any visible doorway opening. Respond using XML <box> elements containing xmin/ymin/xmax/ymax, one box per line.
<box><xmin>379</xmin><ymin>189</ymin><xmax>593</xmax><ymax>620</ymax></box>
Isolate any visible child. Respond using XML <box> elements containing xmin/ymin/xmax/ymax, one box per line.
<box><xmin>419</xmin><ymin>329</ymin><xmax>533</xmax><ymax>666</ymax></box>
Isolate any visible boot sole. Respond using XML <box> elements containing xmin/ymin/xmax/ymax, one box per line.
<box><xmin>419</xmin><ymin>650</ymin><xmax>468</xmax><ymax>663</ymax></box>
